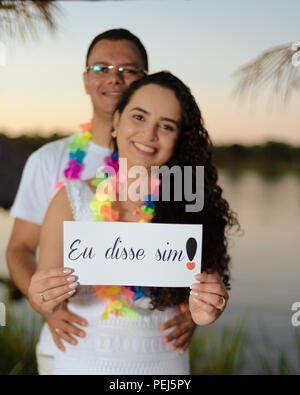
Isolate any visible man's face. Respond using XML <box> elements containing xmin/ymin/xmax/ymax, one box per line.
<box><xmin>83</xmin><ymin>39</ymin><xmax>146</xmax><ymax>117</ymax></box>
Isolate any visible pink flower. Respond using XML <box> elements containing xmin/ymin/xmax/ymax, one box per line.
<box><xmin>64</xmin><ymin>160</ymin><xmax>83</xmax><ymax>180</ymax></box>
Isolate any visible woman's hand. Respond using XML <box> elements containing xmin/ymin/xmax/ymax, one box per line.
<box><xmin>28</xmin><ymin>268</ymin><xmax>79</xmax><ymax>316</ymax></box>
<box><xmin>189</xmin><ymin>271</ymin><xmax>229</xmax><ymax>326</ymax></box>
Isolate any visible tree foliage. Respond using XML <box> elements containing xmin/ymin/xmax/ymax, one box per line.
<box><xmin>0</xmin><ymin>0</ymin><xmax>61</xmax><ymax>40</ymax></box>
<box><xmin>233</xmin><ymin>43</ymin><xmax>300</xmax><ymax>103</ymax></box>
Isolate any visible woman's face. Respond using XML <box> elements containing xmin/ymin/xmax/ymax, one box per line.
<box><xmin>114</xmin><ymin>84</ymin><xmax>181</xmax><ymax>169</ymax></box>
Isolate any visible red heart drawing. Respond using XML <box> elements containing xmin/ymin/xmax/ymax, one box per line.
<box><xmin>186</xmin><ymin>262</ymin><xmax>195</xmax><ymax>271</ymax></box>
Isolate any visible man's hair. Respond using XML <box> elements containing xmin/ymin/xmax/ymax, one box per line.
<box><xmin>86</xmin><ymin>28</ymin><xmax>148</xmax><ymax>71</ymax></box>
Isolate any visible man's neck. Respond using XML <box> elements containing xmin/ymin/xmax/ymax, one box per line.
<box><xmin>91</xmin><ymin>112</ymin><xmax>114</xmax><ymax>149</ymax></box>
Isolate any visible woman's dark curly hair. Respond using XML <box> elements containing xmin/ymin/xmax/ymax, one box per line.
<box><xmin>115</xmin><ymin>71</ymin><xmax>239</xmax><ymax>310</ymax></box>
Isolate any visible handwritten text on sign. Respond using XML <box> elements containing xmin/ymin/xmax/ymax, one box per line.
<box><xmin>64</xmin><ymin>222</ymin><xmax>202</xmax><ymax>287</ymax></box>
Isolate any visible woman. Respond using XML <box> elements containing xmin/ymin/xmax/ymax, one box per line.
<box><xmin>28</xmin><ymin>71</ymin><xmax>238</xmax><ymax>375</ymax></box>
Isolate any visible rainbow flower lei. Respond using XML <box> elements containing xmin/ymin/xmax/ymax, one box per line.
<box><xmin>54</xmin><ymin>121</ymin><xmax>93</xmax><ymax>193</ymax></box>
<box><xmin>58</xmin><ymin>122</ymin><xmax>160</xmax><ymax>320</ymax></box>
<box><xmin>90</xmin><ymin>152</ymin><xmax>160</xmax><ymax>320</ymax></box>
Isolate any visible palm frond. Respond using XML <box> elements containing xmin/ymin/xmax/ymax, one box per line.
<box><xmin>233</xmin><ymin>43</ymin><xmax>300</xmax><ymax>103</ymax></box>
<box><xmin>0</xmin><ymin>1</ymin><xmax>61</xmax><ymax>40</ymax></box>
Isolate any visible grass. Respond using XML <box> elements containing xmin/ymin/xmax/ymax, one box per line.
<box><xmin>0</xmin><ymin>299</ymin><xmax>42</xmax><ymax>375</ymax></box>
<box><xmin>0</xmin><ymin>298</ymin><xmax>299</xmax><ymax>375</ymax></box>
<box><xmin>190</xmin><ymin>321</ymin><xmax>300</xmax><ymax>375</ymax></box>
<box><xmin>190</xmin><ymin>320</ymin><xmax>250</xmax><ymax>374</ymax></box>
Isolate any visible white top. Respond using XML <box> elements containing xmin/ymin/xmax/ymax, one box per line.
<box><xmin>10</xmin><ymin>135</ymin><xmax>112</xmax><ymax>225</ymax></box>
<box><xmin>36</xmin><ymin>180</ymin><xmax>190</xmax><ymax>375</ymax></box>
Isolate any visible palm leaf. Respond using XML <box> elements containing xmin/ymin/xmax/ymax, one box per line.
<box><xmin>0</xmin><ymin>1</ymin><xmax>61</xmax><ymax>40</ymax></box>
<box><xmin>233</xmin><ymin>43</ymin><xmax>300</xmax><ymax>102</ymax></box>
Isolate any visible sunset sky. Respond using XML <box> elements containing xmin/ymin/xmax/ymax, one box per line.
<box><xmin>0</xmin><ymin>0</ymin><xmax>299</xmax><ymax>145</ymax></box>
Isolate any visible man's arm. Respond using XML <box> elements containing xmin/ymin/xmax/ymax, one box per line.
<box><xmin>6</xmin><ymin>218</ymin><xmax>40</xmax><ymax>297</ymax></box>
<box><xmin>6</xmin><ymin>147</ymin><xmax>87</xmax><ymax>350</ymax></box>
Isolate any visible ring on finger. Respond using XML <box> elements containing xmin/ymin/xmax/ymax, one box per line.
<box><xmin>40</xmin><ymin>293</ymin><xmax>46</xmax><ymax>304</ymax></box>
<box><xmin>215</xmin><ymin>296</ymin><xmax>226</xmax><ymax>310</ymax></box>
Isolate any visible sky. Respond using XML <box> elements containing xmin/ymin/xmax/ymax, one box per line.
<box><xmin>0</xmin><ymin>0</ymin><xmax>299</xmax><ymax>145</ymax></box>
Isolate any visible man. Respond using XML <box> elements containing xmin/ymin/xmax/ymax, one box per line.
<box><xmin>6</xmin><ymin>29</ymin><xmax>196</xmax><ymax>373</ymax></box>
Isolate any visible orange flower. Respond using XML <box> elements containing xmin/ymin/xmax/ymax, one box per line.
<box><xmin>79</xmin><ymin>120</ymin><xmax>93</xmax><ymax>131</ymax></box>
<box><xmin>100</xmin><ymin>205</ymin><xmax>119</xmax><ymax>221</ymax></box>
<box><xmin>93</xmin><ymin>285</ymin><xmax>111</xmax><ymax>299</ymax></box>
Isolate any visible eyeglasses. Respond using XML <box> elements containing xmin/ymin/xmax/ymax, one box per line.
<box><xmin>85</xmin><ymin>64</ymin><xmax>147</xmax><ymax>78</ymax></box>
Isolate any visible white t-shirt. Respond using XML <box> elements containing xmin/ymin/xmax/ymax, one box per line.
<box><xmin>10</xmin><ymin>135</ymin><xmax>112</xmax><ymax>225</ymax></box>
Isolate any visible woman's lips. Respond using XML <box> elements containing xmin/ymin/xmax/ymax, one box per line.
<box><xmin>103</xmin><ymin>91</ymin><xmax>123</xmax><ymax>96</ymax></box>
<box><xmin>132</xmin><ymin>141</ymin><xmax>157</xmax><ymax>155</ymax></box>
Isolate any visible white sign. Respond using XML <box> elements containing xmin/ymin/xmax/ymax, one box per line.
<box><xmin>64</xmin><ymin>222</ymin><xmax>202</xmax><ymax>287</ymax></box>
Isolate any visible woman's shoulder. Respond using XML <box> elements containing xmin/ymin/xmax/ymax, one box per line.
<box><xmin>46</xmin><ymin>185</ymin><xmax>74</xmax><ymax>222</ymax></box>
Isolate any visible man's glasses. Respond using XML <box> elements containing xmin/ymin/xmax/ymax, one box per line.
<box><xmin>85</xmin><ymin>64</ymin><xmax>147</xmax><ymax>79</ymax></box>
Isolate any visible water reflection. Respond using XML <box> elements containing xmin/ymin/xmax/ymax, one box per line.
<box><xmin>213</xmin><ymin>170</ymin><xmax>300</xmax><ymax>366</ymax></box>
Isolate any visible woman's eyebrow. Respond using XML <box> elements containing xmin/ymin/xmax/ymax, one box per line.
<box><xmin>130</xmin><ymin>107</ymin><xmax>149</xmax><ymax>115</ymax></box>
<box><xmin>160</xmin><ymin>117</ymin><xmax>179</xmax><ymax>126</ymax></box>
<box><xmin>130</xmin><ymin>107</ymin><xmax>179</xmax><ymax>126</ymax></box>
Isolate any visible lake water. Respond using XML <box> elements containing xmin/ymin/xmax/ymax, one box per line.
<box><xmin>0</xmin><ymin>170</ymin><xmax>300</xmax><ymax>373</ymax></box>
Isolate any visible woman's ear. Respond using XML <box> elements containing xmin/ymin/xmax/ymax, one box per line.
<box><xmin>113</xmin><ymin>110</ymin><xmax>121</xmax><ymax>130</ymax></box>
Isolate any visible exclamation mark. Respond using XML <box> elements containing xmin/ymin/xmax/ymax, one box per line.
<box><xmin>186</xmin><ymin>237</ymin><xmax>197</xmax><ymax>271</ymax></box>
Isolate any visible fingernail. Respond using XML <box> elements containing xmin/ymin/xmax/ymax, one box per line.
<box><xmin>63</xmin><ymin>268</ymin><xmax>73</xmax><ymax>274</ymax></box>
<box><xmin>68</xmin><ymin>289</ymin><xmax>76</xmax><ymax>295</ymax></box>
<box><xmin>67</xmin><ymin>276</ymin><xmax>76</xmax><ymax>282</ymax></box>
<box><xmin>81</xmin><ymin>320</ymin><xmax>88</xmax><ymax>326</ymax></box>
<box><xmin>190</xmin><ymin>283</ymin><xmax>200</xmax><ymax>290</ymax></box>
<box><xmin>193</xmin><ymin>297</ymin><xmax>201</xmax><ymax>305</ymax></box>
<box><xmin>69</xmin><ymin>282</ymin><xmax>78</xmax><ymax>289</ymax></box>
<box><xmin>190</xmin><ymin>290</ymin><xmax>199</xmax><ymax>296</ymax></box>
<box><xmin>194</xmin><ymin>273</ymin><xmax>202</xmax><ymax>280</ymax></box>
<box><xmin>170</xmin><ymin>344</ymin><xmax>176</xmax><ymax>351</ymax></box>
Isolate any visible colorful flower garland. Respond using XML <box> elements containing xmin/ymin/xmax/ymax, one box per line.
<box><xmin>58</xmin><ymin>122</ymin><xmax>160</xmax><ymax>320</ymax></box>
<box><xmin>54</xmin><ymin>121</ymin><xmax>93</xmax><ymax>193</ymax></box>
<box><xmin>90</xmin><ymin>152</ymin><xmax>160</xmax><ymax>320</ymax></box>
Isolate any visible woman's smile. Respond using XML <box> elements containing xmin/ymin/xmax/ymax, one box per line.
<box><xmin>132</xmin><ymin>141</ymin><xmax>157</xmax><ymax>155</ymax></box>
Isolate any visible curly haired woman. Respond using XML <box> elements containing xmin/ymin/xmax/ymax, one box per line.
<box><xmin>28</xmin><ymin>71</ymin><xmax>238</xmax><ymax>375</ymax></box>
